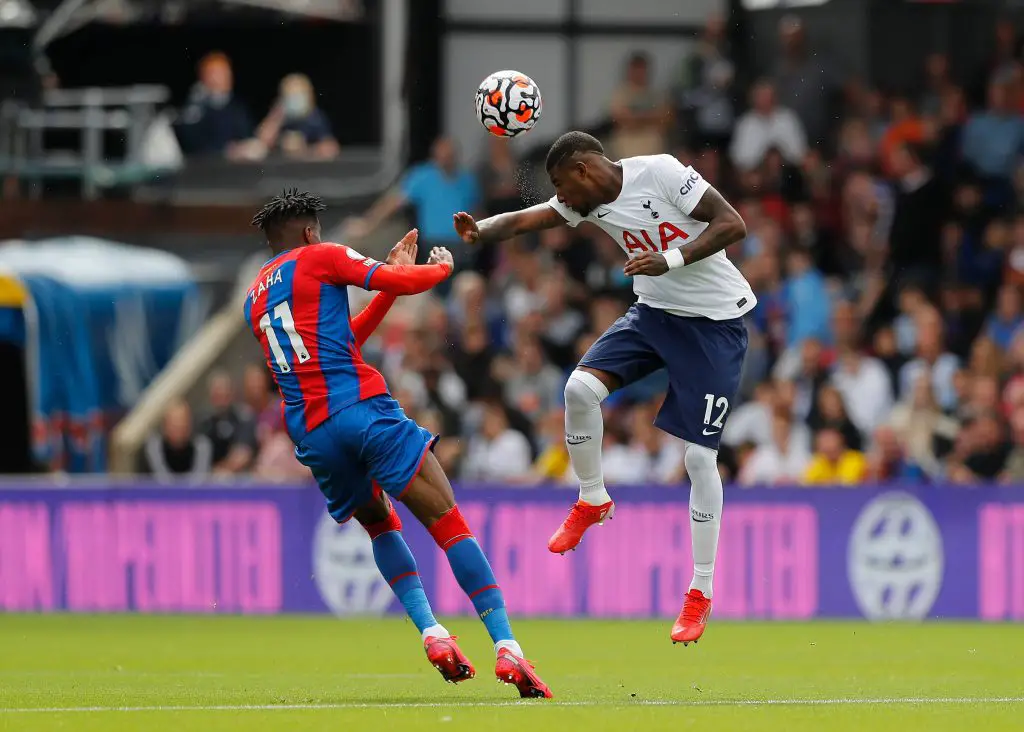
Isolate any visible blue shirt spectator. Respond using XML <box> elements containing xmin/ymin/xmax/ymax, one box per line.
<box><xmin>985</xmin><ymin>284</ymin><xmax>1024</xmax><ymax>350</ymax></box>
<box><xmin>783</xmin><ymin>249</ymin><xmax>832</xmax><ymax>347</ymax></box>
<box><xmin>344</xmin><ymin>137</ymin><xmax>481</xmax><ymax>253</ymax></box>
<box><xmin>961</xmin><ymin>80</ymin><xmax>1024</xmax><ymax>180</ymax></box>
<box><xmin>400</xmin><ymin>162</ymin><xmax>480</xmax><ymax>243</ymax></box>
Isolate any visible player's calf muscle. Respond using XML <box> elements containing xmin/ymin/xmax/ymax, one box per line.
<box><xmin>401</xmin><ymin>453</ymin><xmax>457</xmax><ymax>527</ymax></box>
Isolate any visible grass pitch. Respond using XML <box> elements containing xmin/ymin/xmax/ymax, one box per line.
<box><xmin>1</xmin><ymin>615</ymin><xmax>1022</xmax><ymax>731</ymax></box>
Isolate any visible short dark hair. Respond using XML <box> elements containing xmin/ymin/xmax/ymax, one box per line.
<box><xmin>251</xmin><ymin>188</ymin><xmax>327</xmax><ymax>234</ymax></box>
<box><xmin>545</xmin><ymin>131</ymin><xmax>604</xmax><ymax>172</ymax></box>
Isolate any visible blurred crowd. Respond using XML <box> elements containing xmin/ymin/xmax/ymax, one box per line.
<box><xmin>173</xmin><ymin>51</ymin><xmax>341</xmax><ymax>162</ymax></box>
<box><xmin>143</xmin><ymin>14</ymin><xmax>1024</xmax><ymax>487</ymax></box>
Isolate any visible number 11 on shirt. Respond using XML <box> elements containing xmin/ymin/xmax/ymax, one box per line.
<box><xmin>259</xmin><ymin>302</ymin><xmax>310</xmax><ymax>373</ymax></box>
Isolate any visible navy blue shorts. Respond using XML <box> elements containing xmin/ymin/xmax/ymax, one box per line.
<box><xmin>294</xmin><ymin>395</ymin><xmax>437</xmax><ymax>523</ymax></box>
<box><xmin>579</xmin><ymin>303</ymin><xmax>748</xmax><ymax>449</ymax></box>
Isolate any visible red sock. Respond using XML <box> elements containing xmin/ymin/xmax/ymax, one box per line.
<box><xmin>429</xmin><ymin>506</ymin><xmax>473</xmax><ymax>550</ymax></box>
<box><xmin>363</xmin><ymin>504</ymin><xmax>402</xmax><ymax>540</ymax></box>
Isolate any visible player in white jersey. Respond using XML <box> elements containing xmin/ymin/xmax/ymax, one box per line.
<box><xmin>453</xmin><ymin>131</ymin><xmax>753</xmax><ymax>644</ymax></box>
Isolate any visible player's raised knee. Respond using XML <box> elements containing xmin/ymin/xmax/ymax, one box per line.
<box><xmin>564</xmin><ymin>369</ymin><xmax>609</xmax><ymax>409</ymax></box>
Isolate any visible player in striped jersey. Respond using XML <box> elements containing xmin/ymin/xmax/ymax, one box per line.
<box><xmin>244</xmin><ymin>190</ymin><xmax>551</xmax><ymax>698</ymax></box>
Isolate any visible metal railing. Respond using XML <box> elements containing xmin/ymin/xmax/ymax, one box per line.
<box><xmin>0</xmin><ymin>85</ymin><xmax>170</xmax><ymax>200</ymax></box>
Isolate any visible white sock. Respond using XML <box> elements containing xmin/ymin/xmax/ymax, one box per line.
<box><xmin>495</xmin><ymin>639</ymin><xmax>523</xmax><ymax>658</ymax></box>
<box><xmin>421</xmin><ymin>624</ymin><xmax>450</xmax><ymax>642</ymax></box>
<box><xmin>564</xmin><ymin>370</ymin><xmax>612</xmax><ymax>505</ymax></box>
<box><xmin>684</xmin><ymin>441</ymin><xmax>723</xmax><ymax>599</ymax></box>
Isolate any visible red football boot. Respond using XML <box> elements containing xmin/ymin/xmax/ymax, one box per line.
<box><xmin>424</xmin><ymin>635</ymin><xmax>475</xmax><ymax>683</ymax></box>
<box><xmin>547</xmin><ymin>499</ymin><xmax>615</xmax><ymax>554</ymax></box>
<box><xmin>495</xmin><ymin>648</ymin><xmax>553</xmax><ymax>698</ymax></box>
<box><xmin>671</xmin><ymin>589</ymin><xmax>712</xmax><ymax>645</ymax></box>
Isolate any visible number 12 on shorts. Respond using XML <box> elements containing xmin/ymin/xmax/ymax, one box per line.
<box><xmin>702</xmin><ymin>393</ymin><xmax>729</xmax><ymax>434</ymax></box>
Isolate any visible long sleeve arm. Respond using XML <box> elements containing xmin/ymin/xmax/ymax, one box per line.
<box><xmin>366</xmin><ymin>262</ymin><xmax>452</xmax><ymax>296</ymax></box>
<box><xmin>350</xmin><ymin>292</ymin><xmax>397</xmax><ymax>346</ymax></box>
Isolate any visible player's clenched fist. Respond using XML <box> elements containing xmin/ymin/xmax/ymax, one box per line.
<box><xmin>453</xmin><ymin>212</ymin><xmax>480</xmax><ymax>244</ymax></box>
<box><xmin>428</xmin><ymin>246</ymin><xmax>455</xmax><ymax>272</ymax></box>
<box><xmin>623</xmin><ymin>251</ymin><xmax>670</xmax><ymax>277</ymax></box>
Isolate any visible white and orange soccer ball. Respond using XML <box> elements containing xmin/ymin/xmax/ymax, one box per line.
<box><xmin>474</xmin><ymin>70</ymin><xmax>542</xmax><ymax>138</ymax></box>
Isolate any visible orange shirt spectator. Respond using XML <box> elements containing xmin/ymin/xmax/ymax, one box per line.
<box><xmin>879</xmin><ymin>97</ymin><xmax>927</xmax><ymax>178</ymax></box>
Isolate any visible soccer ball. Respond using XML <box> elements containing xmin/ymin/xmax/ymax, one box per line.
<box><xmin>474</xmin><ymin>70</ymin><xmax>542</xmax><ymax>138</ymax></box>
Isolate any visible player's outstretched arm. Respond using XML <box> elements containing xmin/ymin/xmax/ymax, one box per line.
<box><xmin>453</xmin><ymin>204</ymin><xmax>564</xmax><ymax>246</ymax></box>
<box><xmin>367</xmin><ymin>244</ymin><xmax>454</xmax><ymax>296</ymax></box>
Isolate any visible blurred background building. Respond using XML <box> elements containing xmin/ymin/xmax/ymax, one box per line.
<box><xmin>1</xmin><ymin>0</ymin><xmax>1024</xmax><ymax>489</ymax></box>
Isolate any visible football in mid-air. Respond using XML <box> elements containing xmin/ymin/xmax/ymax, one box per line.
<box><xmin>474</xmin><ymin>70</ymin><xmax>542</xmax><ymax>138</ymax></box>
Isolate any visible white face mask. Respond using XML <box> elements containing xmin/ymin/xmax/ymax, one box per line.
<box><xmin>283</xmin><ymin>93</ymin><xmax>310</xmax><ymax>119</ymax></box>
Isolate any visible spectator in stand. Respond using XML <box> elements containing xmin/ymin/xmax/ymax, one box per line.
<box><xmin>985</xmin><ymin>284</ymin><xmax>1024</xmax><ymax>351</ymax></box>
<box><xmin>739</xmin><ymin>411</ymin><xmax>812</xmax><ymax>486</ymax></box>
<box><xmin>462</xmin><ymin>400</ymin><xmax>533</xmax><ymax>483</ymax></box>
<box><xmin>879</xmin><ymin>97</ymin><xmax>927</xmax><ymax>179</ymax></box>
<box><xmin>900</xmin><ymin>309</ymin><xmax>961</xmax><ymax>410</ymax></box>
<box><xmin>138</xmin><ymin>400</ymin><xmax>213</xmax><ymax>480</ymax></box>
<box><xmin>532</xmin><ymin>408</ymin><xmax>573</xmax><ymax>484</ymax></box>
<box><xmin>451</xmin><ymin>318</ymin><xmax>499</xmax><ymax>401</ymax></box>
<box><xmin>501</xmin><ymin>336</ymin><xmax>564</xmax><ymax>422</ymax></box>
<box><xmin>809</xmin><ymin>384</ymin><xmax>863</xmax><ymax>452</ymax></box>
<box><xmin>920</xmin><ymin>53</ymin><xmax>956</xmax><ymax>118</ymax></box>
<box><xmin>723</xmin><ymin>380</ymin><xmax>776</xmax><ymax>448</ymax></box>
<box><xmin>609</xmin><ymin>51</ymin><xmax>672</xmax><ymax>159</ymax></box>
<box><xmin>772</xmin><ymin>15</ymin><xmax>840</xmax><ymax>146</ymax></box>
<box><xmin>255</xmin><ymin>73</ymin><xmax>339</xmax><ymax>161</ymax></box>
<box><xmin>345</xmin><ymin>137</ymin><xmax>480</xmax><ymax>270</ymax></box>
<box><xmin>252</xmin><ymin>419</ymin><xmax>310</xmax><ymax>482</ymax></box>
<box><xmin>198</xmin><ymin>370</ymin><xmax>257</xmax><ymax>474</ymax></box>
<box><xmin>243</xmin><ymin>363</ymin><xmax>281</xmax><ymax>437</ymax></box>
<box><xmin>999</xmin><ymin>406</ymin><xmax>1024</xmax><ymax>481</ymax></box>
<box><xmin>961</xmin><ymin>78</ymin><xmax>1024</xmax><ymax>198</ymax></box>
<box><xmin>948</xmin><ymin>415</ymin><xmax>1011</xmax><ymax>484</ymax></box>
<box><xmin>867</xmin><ymin>424</ymin><xmax>923</xmax><ymax>481</ymax></box>
<box><xmin>971</xmin><ymin>19</ymin><xmax>1020</xmax><ymax>107</ymax></box>
<box><xmin>175</xmin><ymin>52</ymin><xmax>258</xmax><ymax>160</ymax></box>
<box><xmin>677</xmin><ymin>12</ymin><xmax>735</xmax><ymax>150</ymax></box>
<box><xmin>782</xmin><ymin>248</ymin><xmax>832</xmax><ymax>349</ymax></box>
<box><xmin>477</xmin><ymin>135</ymin><xmax>522</xmax><ymax>218</ymax></box>
<box><xmin>888</xmin><ymin>371</ymin><xmax>960</xmax><ymax>479</ymax></box>
<box><xmin>831</xmin><ymin>301</ymin><xmax>894</xmax><ymax>439</ymax></box>
<box><xmin>888</xmin><ymin>142</ymin><xmax>948</xmax><ymax>285</ymax></box>
<box><xmin>802</xmin><ymin>427</ymin><xmax>868</xmax><ymax>486</ymax></box>
<box><xmin>932</xmin><ymin>87</ymin><xmax>968</xmax><ymax>185</ymax></box>
<box><xmin>730</xmin><ymin>80</ymin><xmax>807</xmax><ymax>172</ymax></box>
<box><xmin>537</xmin><ymin>273</ymin><xmax>586</xmax><ymax>369</ymax></box>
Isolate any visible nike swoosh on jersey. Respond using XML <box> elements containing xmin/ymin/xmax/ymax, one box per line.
<box><xmin>702</xmin><ymin>428</ymin><xmax>721</xmax><ymax>436</ymax></box>
<box><xmin>596</xmin><ymin>210</ymin><xmax>610</xmax><ymax>218</ymax></box>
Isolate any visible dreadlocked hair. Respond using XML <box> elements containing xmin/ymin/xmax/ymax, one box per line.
<box><xmin>251</xmin><ymin>188</ymin><xmax>327</xmax><ymax>231</ymax></box>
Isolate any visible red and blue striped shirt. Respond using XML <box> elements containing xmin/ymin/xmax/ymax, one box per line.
<box><xmin>243</xmin><ymin>242</ymin><xmax>450</xmax><ymax>444</ymax></box>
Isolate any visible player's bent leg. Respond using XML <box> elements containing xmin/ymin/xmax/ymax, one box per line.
<box><xmin>549</xmin><ymin>368</ymin><xmax>618</xmax><ymax>554</ymax></box>
<box><xmin>671</xmin><ymin>441</ymin><xmax>721</xmax><ymax>646</ymax></box>
<box><xmin>354</xmin><ymin>491</ymin><xmax>475</xmax><ymax>683</ymax></box>
<box><xmin>553</xmin><ymin>308</ymin><xmax>663</xmax><ymax>555</ymax></box>
<box><xmin>402</xmin><ymin>454</ymin><xmax>553</xmax><ymax>699</ymax></box>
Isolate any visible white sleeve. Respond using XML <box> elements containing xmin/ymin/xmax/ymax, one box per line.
<box><xmin>651</xmin><ymin>154</ymin><xmax>710</xmax><ymax>216</ymax></box>
<box><xmin>546</xmin><ymin>195</ymin><xmax>584</xmax><ymax>228</ymax></box>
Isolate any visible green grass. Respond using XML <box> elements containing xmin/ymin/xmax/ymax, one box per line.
<box><xmin>1</xmin><ymin>616</ymin><xmax>1022</xmax><ymax>731</ymax></box>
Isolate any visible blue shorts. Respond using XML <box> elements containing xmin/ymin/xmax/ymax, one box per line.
<box><xmin>294</xmin><ymin>395</ymin><xmax>437</xmax><ymax>523</ymax></box>
<box><xmin>579</xmin><ymin>303</ymin><xmax>748</xmax><ymax>450</ymax></box>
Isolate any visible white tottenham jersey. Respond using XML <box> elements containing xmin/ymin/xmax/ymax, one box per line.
<box><xmin>548</xmin><ymin>154</ymin><xmax>756</xmax><ymax>320</ymax></box>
